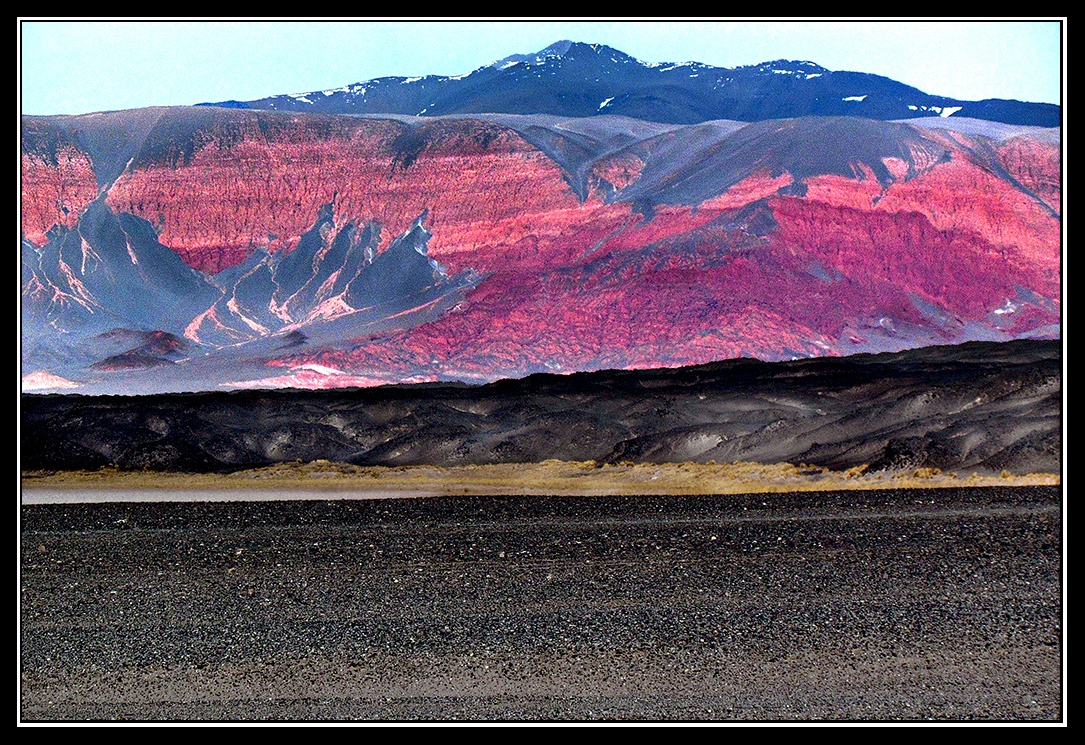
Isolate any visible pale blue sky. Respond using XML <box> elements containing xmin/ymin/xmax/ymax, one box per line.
<box><xmin>19</xmin><ymin>19</ymin><xmax>1064</xmax><ymax>117</ymax></box>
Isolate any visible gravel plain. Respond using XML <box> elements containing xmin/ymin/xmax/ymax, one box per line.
<box><xmin>20</xmin><ymin>486</ymin><xmax>1063</xmax><ymax>722</ymax></box>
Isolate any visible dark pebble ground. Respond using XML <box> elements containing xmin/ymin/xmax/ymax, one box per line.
<box><xmin>20</xmin><ymin>486</ymin><xmax>1063</xmax><ymax>722</ymax></box>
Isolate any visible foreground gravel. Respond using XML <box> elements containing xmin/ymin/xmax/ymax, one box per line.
<box><xmin>20</xmin><ymin>486</ymin><xmax>1063</xmax><ymax>722</ymax></box>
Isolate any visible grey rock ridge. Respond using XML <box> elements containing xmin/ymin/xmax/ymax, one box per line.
<box><xmin>21</xmin><ymin>339</ymin><xmax>1061</xmax><ymax>476</ymax></box>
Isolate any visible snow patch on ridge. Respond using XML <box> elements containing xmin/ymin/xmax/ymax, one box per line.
<box><xmin>906</xmin><ymin>104</ymin><xmax>962</xmax><ymax>117</ymax></box>
<box><xmin>321</xmin><ymin>85</ymin><xmax>367</xmax><ymax>97</ymax></box>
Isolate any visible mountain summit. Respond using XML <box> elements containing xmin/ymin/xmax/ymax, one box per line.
<box><xmin>490</xmin><ymin>39</ymin><xmax>611</xmax><ymax>68</ymax></box>
<box><xmin>200</xmin><ymin>41</ymin><xmax>1059</xmax><ymax>127</ymax></box>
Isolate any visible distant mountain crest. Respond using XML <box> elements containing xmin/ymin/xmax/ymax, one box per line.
<box><xmin>743</xmin><ymin>59</ymin><xmax>830</xmax><ymax>76</ymax></box>
<box><xmin>197</xmin><ymin>41</ymin><xmax>1059</xmax><ymax>127</ymax></box>
<box><xmin>492</xmin><ymin>39</ymin><xmax>579</xmax><ymax>68</ymax></box>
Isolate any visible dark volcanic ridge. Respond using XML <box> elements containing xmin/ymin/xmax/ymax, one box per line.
<box><xmin>21</xmin><ymin>339</ymin><xmax>1061</xmax><ymax>477</ymax></box>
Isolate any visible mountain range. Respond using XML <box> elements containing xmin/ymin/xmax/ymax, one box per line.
<box><xmin>21</xmin><ymin>42</ymin><xmax>1061</xmax><ymax>395</ymax></box>
<box><xmin>201</xmin><ymin>40</ymin><xmax>1060</xmax><ymax>127</ymax></box>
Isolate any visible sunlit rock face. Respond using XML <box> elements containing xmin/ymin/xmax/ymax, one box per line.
<box><xmin>993</xmin><ymin>136</ymin><xmax>1061</xmax><ymax>215</ymax></box>
<box><xmin>21</xmin><ymin>106</ymin><xmax>1060</xmax><ymax>394</ymax></box>
<box><xmin>102</xmin><ymin>113</ymin><xmax>582</xmax><ymax>274</ymax></box>
<box><xmin>21</xmin><ymin>120</ymin><xmax>99</xmax><ymax>247</ymax></box>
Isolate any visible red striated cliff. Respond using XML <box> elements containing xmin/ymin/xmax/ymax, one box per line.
<box><xmin>105</xmin><ymin>117</ymin><xmax>585</xmax><ymax>274</ymax></box>
<box><xmin>22</xmin><ymin>109</ymin><xmax>1061</xmax><ymax>391</ymax></box>
<box><xmin>769</xmin><ymin>195</ymin><xmax>1047</xmax><ymax>323</ymax></box>
<box><xmin>872</xmin><ymin>158</ymin><xmax>1060</xmax><ymax>286</ymax></box>
<box><xmin>277</xmin><ymin>124</ymin><xmax>1060</xmax><ymax>385</ymax></box>
<box><xmin>994</xmin><ymin>136</ymin><xmax>1061</xmax><ymax>215</ymax></box>
<box><xmin>21</xmin><ymin>147</ymin><xmax>98</xmax><ymax>246</ymax></box>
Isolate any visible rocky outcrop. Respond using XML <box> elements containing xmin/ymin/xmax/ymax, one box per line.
<box><xmin>295</xmin><ymin>126</ymin><xmax>1060</xmax><ymax>385</ymax></box>
<box><xmin>995</xmin><ymin>136</ymin><xmax>1062</xmax><ymax>214</ymax></box>
<box><xmin>104</xmin><ymin>114</ymin><xmax>582</xmax><ymax>274</ymax></box>
<box><xmin>20</xmin><ymin>140</ymin><xmax>98</xmax><ymax>247</ymax></box>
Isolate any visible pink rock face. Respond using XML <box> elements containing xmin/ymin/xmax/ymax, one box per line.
<box><xmin>21</xmin><ymin>371</ymin><xmax>80</xmax><ymax>391</ymax></box>
<box><xmin>105</xmin><ymin>118</ymin><xmax>583</xmax><ymax>274</ymax></box>
<box><xmin>770</xmin><ymin>196</ymin><xmax>1042</xmax><ymax>325</ymax></box>
<box><xmin>283</xmin><ymin>128</ymin><xmax>1060</xmax><ymax>385</ymax></box>
<box><xmin>591</xmin><ymin>152</ymin><xmax>645</xmax><ymax>191</ymax></box>
<box><xmin>21</xmin><ymin>147</ymin><xmax>98</xmax><ymax>246</ymax></box>
<box><xmin>699</xmin><ymin>172</ymin><xmax>795</xmax><ymax>210</ymax></box>
<box><xmin>871</xmin><ymin>158</ymin><xmax>1061</xmax><ymax>289</ymax></box>
<box><xmin>995</xmin><ymin>136</ymin><xmax>1061</xmax><ymax>215</ymax></box>
<box><xmin>22</xmin><ymin>110</ymin><xmax>1062</xmax><ymax>391</ymax></box>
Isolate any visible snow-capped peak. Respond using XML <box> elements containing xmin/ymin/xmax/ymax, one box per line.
<box><xmin>491</xmin><ymin>40</ymin><xmax>576</xmax><ymax>69</ymax></box>
<box><xmin>489</xmin><ymin>40</ymin><xmax>636</xmax><ymax>70</ymax></box>
<box><xmin>745</xmin><ymin>59</ymin><xmax>829</xmax><ymax>76</ymax></box>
